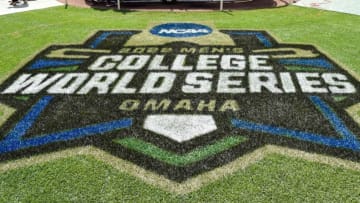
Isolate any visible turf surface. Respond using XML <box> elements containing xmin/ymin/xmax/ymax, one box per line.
<box><xmin>0</xmin><ymin>154</ymin><xmax>359</xmax><ymax>202</ymax></box>
<box><xmin>1</xmin><ymin>6</ymin><xmax>360</xmax><ymax>82</ymax></box>
<box><xmin>114</xmin><ymin>136</ymin><xmax>246</xmax><ymax>166</ymax></box>
<box><xmin>0</xmin><ymin>5</ymin><xmax>360</xmax><ymax>201</ymax></box>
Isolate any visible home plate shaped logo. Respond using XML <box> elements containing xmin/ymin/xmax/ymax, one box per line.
<box><xmin>144</xmin><ymin>115</ymin><xmax>217</xmax><ymax>143</ymax></box>
<box><xmin>0</xmin><ymin>22</ymin><xmax>359</xmax><ymax>182</ymax></box>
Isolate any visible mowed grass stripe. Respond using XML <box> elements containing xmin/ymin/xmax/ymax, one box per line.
<box><xmin>39</xmin><ymin>66</ymin><xmax>79</xmax><ymax>72</ymax></box>
<box><xmin>332</xmin><ymin>96</ymin><xmax>348</xmax><ymax>102</ymax></box>
<box><xmin>285</xmin><ymin>66</ymin><xmax>325</xmax><ymax>71</ymax></box>
<box><xmin>14</xmin><ymin>96</ymin><xmax>30</xmax><ymax>101</ymax></box>
<box><xmin>114</xmin><ymin>136</ymin><xmax>246</xmax><ymax>166</ymax></box>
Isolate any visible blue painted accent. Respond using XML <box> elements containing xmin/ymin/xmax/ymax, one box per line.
<box><xmin>232</xmin><ymin>96</ymin><xmax>360</xmax><ymax>151</ymax></box>
<box><xmin>28</xmin><ymin>31</ymin><xmax>134</xmax><ymax>70</ymax></box>
<box><xmin>0</xmin><ymin>119</ymin><xmax>132</xmax><ymax>154</ymax></box>
<box><xmin>3</xmin><ymin>96</ymin><xmax>53</xmax><ymax>142</ymax></box>
<box><xmin>225</xmin><ymin>31</ymin><xmax>273</xmax><ymax>48</ymax></box>
<box><xmin>232</xmin><ymin>119</ymin><xmax>359</xmax><ymax>150</ymax></box>
<box><xmin>278</xmin><ymin>58</ymin><xmax>334</xmax><ymax>69</ymax></box>
<box><xmin>150</xmin><ymin>23</ymin><xmax>212</xmax><ymax>38</ymax></box>
<box><xmin>309</xmin><ymin>96</ymin><xmax>358</xmax><ymax>142</ymax></box>
<box><xmin>28</xmin><ymin>59</ymin><xmax>84</xmax><ymax>70</ymax></box>
<box><xmin>90</xmin><ymin>31</ymin><xmax>135</xmax><ymax>48</ymax></box>
<box><xmin>0</xmin><ymin>96</ymin><xmax>132</xmax><ymax>154</ymax></box>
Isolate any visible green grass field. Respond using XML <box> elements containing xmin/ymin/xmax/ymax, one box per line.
<box><xmin>1</xmin><ymin>154</ymin><xmax>360</xmax><ymax>202</ymax></box>
<box><xmin>0</xmin><ymin>5</ymin><xmax>360</xmax><ymax>201</ymax></box>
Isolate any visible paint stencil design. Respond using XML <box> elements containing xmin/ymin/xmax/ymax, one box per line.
<box><xmin>0</xmin><ymin>23</ymin><xmax>359</xmax><ymax>181</ymax></box>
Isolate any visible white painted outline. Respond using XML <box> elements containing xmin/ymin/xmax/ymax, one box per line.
<box><xmin>1</xmin><ymin>145</ymin><xmax>360</xmax><ymax>195</ymax></box>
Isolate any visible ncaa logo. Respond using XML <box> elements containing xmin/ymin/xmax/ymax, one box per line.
<box><xmin>150</xmin><ymin>23</ymin><xmax>212</xmax><ymax>38</ymax></box>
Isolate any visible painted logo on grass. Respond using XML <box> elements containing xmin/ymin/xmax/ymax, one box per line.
<box><xmin>150</xmin><ymin>23</ymin><xmax>212</xmax><ymax>38</ymax></box>
<box><xmin>0</xmin><ymin>23</ymin><xmax>359</xmax><ymax>182</ymax></box>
